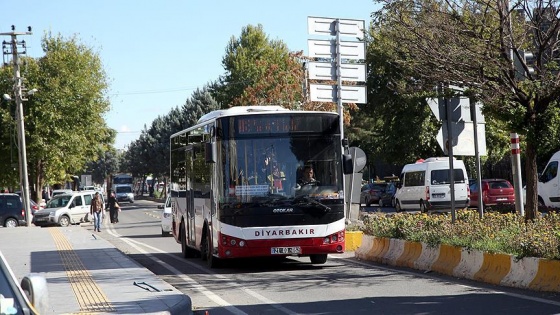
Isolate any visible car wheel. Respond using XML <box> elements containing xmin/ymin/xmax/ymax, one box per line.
<box><xmin>420</xmin><ymin>201</ymin><xmax>428</xmax><ymax>213</ymax></box>
<box><xmin>395</xmin><ymin>200</ymin><xmax>402</xmax><ymax>213</ymax></box>
<box><xmin>59</xmin><ymin>215</ymin><xmax>70</xmax><ymax>227</ymax></box>
<box><xmin>4</xmin><ymin>218</ymin><xmax>18</xmax><ymax>228</ymax></box>
<box><xmin>161</xmin><ymin>228</ymin><xmax>170</xmax><ymax>237</ymax></box>
<box><xmin>310</xmin><ymin>254</ymin><xmax>328</xmax><ymax>264</ymax></box>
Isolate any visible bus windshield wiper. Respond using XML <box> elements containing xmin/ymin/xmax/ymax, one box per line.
<box><xmin>293</xmin><ymin>196</ymin><xmax>331</xmax><ymax>213</ymax></box>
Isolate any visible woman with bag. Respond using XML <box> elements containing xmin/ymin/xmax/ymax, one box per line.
<box><xmin>108</xmin><ymin>191</ymin><xmax>120</xmax><ymax>223</ymax></box>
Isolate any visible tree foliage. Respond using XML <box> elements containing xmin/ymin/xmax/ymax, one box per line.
<box><xmin>371</xmin><ymin>0</ymin><xmax>560</xmax><ymax>219</ymax></box>
<box><xmin>211</xmin><ymin>24</ymin><xmax>304</xmax><ymax>108</ymax></box>
<box><xmin>0</xmin><ymin>33</ymin><xmax>112</xmax><ymax>201</ymax></box>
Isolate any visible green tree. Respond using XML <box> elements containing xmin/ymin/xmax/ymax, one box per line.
<box><xmin>211</xmin><ymin>24</ymin><xmax>296</xmax><ymax>107</ymax></box>
<box><xmin>0</xmin><ymin>34</ymin><xmax>112</xmax><ymax>202</ymax></box>
<box><xmin>371</xmin><ymin>0</ymin><xmax>560</xmax><ymax>219</ymax></box>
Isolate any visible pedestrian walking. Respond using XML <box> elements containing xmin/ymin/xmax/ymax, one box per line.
<box><xmin>90</xmin><ymin>192</ymin><xmax>104</xmax><ymax>232</ymax></box>
<box><xmin>109</xmin><ymin>191</ymin><xmax>120</xmax><ymax>223</ymax></box>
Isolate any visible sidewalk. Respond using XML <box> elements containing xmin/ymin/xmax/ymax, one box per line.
<box><xmin>0</xmin><ymin>225</ymin><xmax>192</xmax><ymax>314</ymax></box>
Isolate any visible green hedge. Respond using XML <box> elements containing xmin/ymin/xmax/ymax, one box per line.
<box><xmin>361</xmin><ymin>209</ymin><xmax>560</xmax><ymax>260</ymax></box>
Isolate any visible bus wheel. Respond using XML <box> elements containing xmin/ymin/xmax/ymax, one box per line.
<box><xmin>181</xmin><ymin>223</ymin><xmax>196</xmax><ymax>258</ymax></box>
<box><xmin>201</xmin><ymin>229</ymin><xmax>221</xmax><ymax>268</ymax></box>
<box><xmin>310</xmin><ymin>254</ymin><xmax>328</xmax><ymax>264</ymax></box>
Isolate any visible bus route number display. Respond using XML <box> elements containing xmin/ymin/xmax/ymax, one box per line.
<box><xmin>237</xmin><ymin>117</ymin><xmax>294</xmax><ymax>134</ymax></box>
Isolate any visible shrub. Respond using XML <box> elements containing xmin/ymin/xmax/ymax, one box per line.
<box><xmin>361</xmin><ymin>210</ymin><xmax>560</xmax><ymax>260</ymax></box>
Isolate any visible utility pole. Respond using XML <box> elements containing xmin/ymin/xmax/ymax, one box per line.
<box><xmin>1</xmin><ymin>26</ymin><xmax>33</xmax><ymax>226</ymax></box>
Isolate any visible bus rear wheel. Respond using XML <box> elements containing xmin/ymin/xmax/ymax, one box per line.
<box><xmin>310</xmin><ymin>254</ymin><xmax>328</xmax><ymax>264</ymax></box>
<box><xmin>181</xmin><ymin>222</ymin><xmax>196</xmax><ymax>258</ymax></box>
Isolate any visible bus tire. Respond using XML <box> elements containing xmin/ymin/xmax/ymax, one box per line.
<box><xmin>201</xmin><ymin>227</ymin><xmax>221</xmax><ymax>268</ymax></box>
<box><xmin>310</xmin><ymin>254</ymin><xmax>328</xmax><ymax>264</ymax></box>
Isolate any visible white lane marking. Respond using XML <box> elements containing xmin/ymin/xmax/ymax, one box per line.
<box><xmin>106</xmin><ymin>225</ymin><xmax>298</xmax><ymax>315</ymax></box>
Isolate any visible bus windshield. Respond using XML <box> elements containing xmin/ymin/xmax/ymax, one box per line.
<box><xmin>221</xmin><ymin>135</ymin><xmax>343</xmax><ymax>204</ymax></box>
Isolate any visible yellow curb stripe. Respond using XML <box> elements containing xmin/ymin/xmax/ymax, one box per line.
<box><xmin>369</xmin><ymin>237</ymin><xmax>390</xmax><ymax>262</ymax></box>
<box><xmin>431</xmin><ymin>244</ymin><xmax>461</xmax><ymax>275</ymax></box>
<box><xmin>50</xmin><ymin>228</ymin><xmax>114</xmax><ymax>313</ymax></box>
<box><xmin>529</xmin><ymin>259</ymin><xmax>560</xmax><ymax>292</ymax></box>
<box><xmin>396</xmin><ymin>241</ymin><xmax>422</xmax><ymax>269</ymax></box>
<box><xmin>473</xmin><ymin>253</ymin><xmax>511</xmax><ymax>285</ymax></box>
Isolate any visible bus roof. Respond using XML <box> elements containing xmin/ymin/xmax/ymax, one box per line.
<box><xmin>197</xmin><ymin>105</ymin><xmax>288</xmax><ymax>124</ymax></box>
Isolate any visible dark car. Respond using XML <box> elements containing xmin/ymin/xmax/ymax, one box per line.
<box><xmin>378</xmin><ymin>182</ymin><xmax>397</xmax><ymax>207</ymax></box>
<box><xmin>469</xmin><ymin>179</ymin><xmax>515</xmax><ymax>207</ymax></box>
<box><xmin>360</xmin><ymin>183</ymin><xmax>387</xmax><ymax>206</ymax></box>
<box><xmin>0</xmin><ymin>193</ymin><xmax>26</xmax><ymax>227</ymax></box>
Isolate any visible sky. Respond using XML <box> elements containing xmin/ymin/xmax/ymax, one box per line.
<box><xmin>3</xmin><ymin>1</ymin><xmax>376</xmax><ymax>150</ymax></box>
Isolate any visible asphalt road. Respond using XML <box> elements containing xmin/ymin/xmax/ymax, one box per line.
<box><xmin>95</xmin><ymin>199</ymin><xmax>560</xmax><ymax>315</ymax></box>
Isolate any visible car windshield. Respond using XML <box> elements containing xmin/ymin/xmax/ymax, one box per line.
<box><xmin>116</xmin><ymin>186</ymin><xmax>132</xmax><ymax>193</ymax></box>
<box><xmin>45</xmin><ymin>195</ymin><xmax>72</xmax><ymax>208</ymax></box>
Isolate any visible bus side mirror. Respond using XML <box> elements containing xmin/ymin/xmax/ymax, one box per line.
<box><xmin>343</xmin><ymin>154</ymin><xmax>353</xmax><ymax>174</ymax></box>
<box><xmin>205</xmin><ymin>142</ymin><xmax>216</xmax><ymax>163</ymax></box>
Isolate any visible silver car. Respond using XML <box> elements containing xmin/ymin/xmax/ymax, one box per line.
<box><xmin>32</xmin><ymin>191</ymin><xmax>103</xmax><ymax>227</ymax></box>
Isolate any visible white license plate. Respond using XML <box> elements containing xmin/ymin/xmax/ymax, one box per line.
<box><xmin>497</xmin><ymin>198</ymin><xmax>507</xmax><ymax>201</ymax></box>
<box><xmin>271</xmin><ymin>247</ymin><xmax>301</xmax><ymax>255</ymax></box>
<box><xmin>432</xmin><ymin>193</ymin><xmax>445</xmax><ymax>198</ymax></box>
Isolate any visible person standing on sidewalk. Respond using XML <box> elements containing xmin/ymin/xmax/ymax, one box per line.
<box><xmin>108</xmin><ymin>191</ymin><xmax>120</xmax><ymax>223</ymax></box>
<box><xmin>90</xmin><ymin>192</ymin><xmax>104</xmax><ymax>232</ymax></box>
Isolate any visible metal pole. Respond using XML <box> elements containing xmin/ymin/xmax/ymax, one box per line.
<box><xmin>6</xmin><ymin>34</ymin><xmax>32</xmax><ymax>226</ymax></box>
<box><xmin>470</xmin><ymin>98</ymin><xmax>484</xmax><ymax>219</ymax></box>
<box><xmin>510</xmin><ymin>133</ymin><xmax>524</xmax><ymax>216</ymax></box>
<box><xmin>335</xmin><ymin>19</ymin><xmax>351</xmax><ymax>218</ymax></box>
<box><xmin>444</xmin><ymin>85</ymin><xmax>456</xmax><ymax>223</ymax></box>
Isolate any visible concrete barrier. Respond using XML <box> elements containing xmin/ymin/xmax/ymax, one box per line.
<box><xmin>355</xmin><ymin>235</ymin><xmax>560</xmax><ymax>293</ymax></box>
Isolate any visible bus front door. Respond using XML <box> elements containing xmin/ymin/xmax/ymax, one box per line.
<box><xmin>186</xmin><ymin>149</ymin><xmax>196</xmax><ymax>247</ymax></box>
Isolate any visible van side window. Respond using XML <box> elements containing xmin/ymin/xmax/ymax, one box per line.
<box><xmin>540</xmin><ymin>161</ymin><xmax>558</xmax><ymax>183</ymax></box>
<box><xmin>83</xmin><ymin>194</ymin><xmax>93</xmax><ymax>206</ymax></box>
<box><xmin>404</xmin><ymin>171</ymin><xmax>424</xmax><ymax>186</ymax></box>
<box><xmin>431</xmin><ymin>169</ymin><xmax>465</xmax><ymax>185</ymax></box>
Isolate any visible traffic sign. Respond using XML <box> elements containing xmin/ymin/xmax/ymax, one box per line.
<box><xmin>307</xmin><ymin>16</ymin><xmax>365</xmax><ymax>38</ymax></box>
<box><xmin>309</xmin><ymin>84</ymin><xmax>367</xmax><ymax>104</ymax></box>
<box><xmin>437</xmin><ymin>122</ymin><xmax>487</xmax><ymax>156</ymax></box>
<box><xmin>307</xmin><ymin>39</ymin><xmax>365</xmax><ymax>60</ymax></box>
<box><xmin>308</xmin><ymin>61</ymin><xmax>366</xmax><ymax>82</ymax></box>
<box><xmin>348</xmin><ymin>147</ymin><xmax>367</xmax><ymax>172</ymax></box>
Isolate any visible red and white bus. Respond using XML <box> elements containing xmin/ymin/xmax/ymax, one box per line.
<box><xmin>169</xmin><ymin>106</ymin><xmax>351</xmax><ymax>267</ymax></box>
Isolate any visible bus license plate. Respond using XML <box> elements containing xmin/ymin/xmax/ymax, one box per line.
<box><xmin>271</xmin><ymin>247</ymin><xmax>301</xmax><ymax>255</ymax></box>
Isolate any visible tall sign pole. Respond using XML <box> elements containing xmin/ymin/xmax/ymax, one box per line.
<box><xmin>307</xmin><ymin>17</ymin><xmax>367</xmax><ymax>220</ymax></box>
<box><xmin>510</xmin><ymin>133</ymin><xmax>524</xmax><ymax>216</ymax></box>
<box><xmin>1</xmin><ymin>26</ymin><xmax>33</xmax><ymax>226</ymax></box>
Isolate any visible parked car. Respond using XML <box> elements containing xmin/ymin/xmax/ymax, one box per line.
<box><xmin>32</xmin><ymin>191</ymin><xmax>103</xmax><ymax>227</ymax></box>
<box><xmin>469</xmin><ymin>179</ymin><xmax>515</xmax><ymax>208</ymax></box>
<box><xmin>158</xmin><ymin>195</ymin><xmax>172</xmax><ymax>237</ymax></box>
<box><xmin>0</xmin><ymin>193</ymin><xmax>26</xmax><ymax>227</ymax></box>
<box><xmin>30</xmin><ymin>199</ymin><xmax>44</xmax><ymax>216</ymax></box>
<box><xmin>378</xmin><ymin>182</ymin><xmax>397</xmax><ymax>207</ymax></box>
<box><xmin>360</xmin><ymin>182</ymin><xmax>387</xmax><ymax>207</ymax></box>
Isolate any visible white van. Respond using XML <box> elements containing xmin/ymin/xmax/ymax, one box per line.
<box><xmin>536</xmin><ymin>150</ymin><xmax>560</xmax><ymax>208</ymax></box>
<box><xmin>394</xmin><ymin>157</ymin><xmax>470</xmax><ymax>212</ymax></box>
<box><xmin>32</xmin><ymin>191</ymin><xmax>104</xmax><ymax>227</ymax></box>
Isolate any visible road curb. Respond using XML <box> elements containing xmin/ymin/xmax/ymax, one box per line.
<box><xmin>355</xmin><ymin>235</ymin><xmax>560</xmax><ymax>293</ymax></box>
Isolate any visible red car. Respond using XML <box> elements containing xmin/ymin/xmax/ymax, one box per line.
<box><xmin>469</xmin><ymin>179</ymin><xmax>515</xmax><ymax>207</ymax></box>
